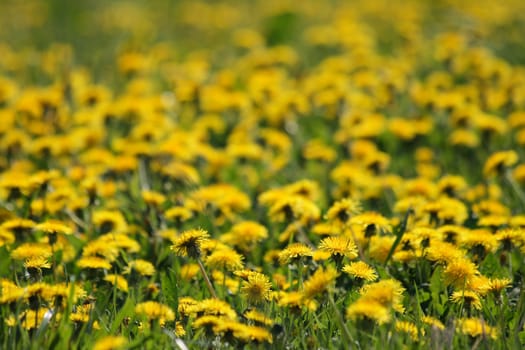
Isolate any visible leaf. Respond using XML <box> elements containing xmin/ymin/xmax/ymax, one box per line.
<box><xmin>430</xmin><ymin>266</ymin><xmax>445</xmax><ymax>316</ymax></box>
<box><xmin>110</xmin><ymin>297</ymin><xmax>135</xmax><ymax>334</ymax></box>
<box><xmin>160</xmin><ymin>269</ymin><xmax>179</xmax><ymax>318</ymax></box>
<box><xmin>384</xmin><ymin>208</ymin><xmax>412</xmax><ymax>266</ymax></box>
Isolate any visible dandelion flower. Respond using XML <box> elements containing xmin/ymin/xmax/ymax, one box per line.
<box><xmin>489</xmin><ymin>277</ymin><xmax>511</xmax><ymax>293</ymax></box>
<box><xmin>180</xmin><ymin>263</ymin><xmax>200</xmax><ymax>281</ymax></box>
<box><xmin>359</xmin><ymin>279</ymin><xmax>405</xmax><ymax>313</ymax></box>
<box><xmin>346</xmin><ymin>299</ymin><xmax>391</xmax><ymax>325</ymax></box>
<box><xmin>191</xmin><ymin>298</ymin><xmax>237</xmax><ymax>320</ymax></box>
<box><xmin>456</xmin><ymin>317</ymin><xmax>498</xmax><ymax>339</ymax></box>
<box><xmin>93</xmin><ymin>336</ymin><xmax>127</xmax><ymax>350</ymax></box>
<box><xmin>450</xmin><ymin>290</ymin><xmax>482</xmax><ymax>310</ymax></box>
<box><xmin>34</xmin><ymin>220</ymin><xmax>73</xmax><ymax>235</ymax></box>
<box><xmin>11</xmin><ymin>243</ymin><xmax>52</xmax><ymax>261</ymax></box>
<box><xmin>244</xmin><ymin>308</ymin><xmax>274</xmax><ymax>326</ymax></box>
<box><xmin>326</xmin><ymin>198</ymin><xmax>361</xmax><ymax>225</ymax></box>
<box><xmin>123</xmin><ymin>259</ymin><xmax>156</xmax><ymax>276</ymax></box>
<box><xmin>395</xmin><ymin>320</ymin><xmax>420</xmax><ymax>340</ymax></box>
<box><xmin>233</xmin><ymin>323</ymin><xmax>273</xmax><ymax>344</ymax></box>
<box><xmin>421</xmin><ymin>315</ymin><xmax>445</xmax><ymax>330</ymax></box>
<box><xmin>135</xmin><ymin>301</ymin><xmax>175</xmax><ymax>325</ymax></box>
<box><xmin>220</xmin><ymin>221</ymin><xmax>268</xmax><ymax>252</ymax></box>
<box><xmin>278</xmin><ymin>291</ymin><xmax>317</xmax><ymax>311</ymax></box>
<box><xmin>206</xmin><ymin>248</ymin><xmax>244</xmax><ymax>271</ymax></box>
<box><xmin>24</xmin><ymin>256</ymin><xmax>52</xmax><ymax>270</ymax></box>
<box><xmin>302</xmin><ymin>266</ymin><xmax>338</xmax><ymax>300</ymax></box>
<box><xmin>278</xmin><ymin>243</ymin><xmax>312</xmax><ymax>265</ymax></box>
<box><xmin>241</xmin><ymin>272</ymin><xmax>272</xmax><ymax>304</ymax></box>
<box><xmin>104</xmin><ymin>274</ymin><xmax>129</xmax><ymax>292</ymax></box>
<box><xmin>171</xmin><ymin>228</ymin><xmax>210</xmax><ymax>258</ymax></box>
<box><xmin>483</xmin><ymin>150</ymin><xmax>518</xmax><ymax>177</ymax></box>
<box><xmin>443</xmin><ymin>258</ymin><xmax>478</xmax><ymax>288</ymax></box>
<box><xmin>318</xmin><ymin>235</ymin><xmax>358</xmax><ymax>260</ymax></box>
<box><xmin>76</xmin><ymin>256</ymin><xmax>112</xmax><ymax>270</ymax></box>
<box><xmin>342</xmin><ymin>261</ymin><xmax>377</xmax><ymax>282</ymax></box>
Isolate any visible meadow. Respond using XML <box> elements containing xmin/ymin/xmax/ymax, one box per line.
<box><xmin>1</xmin><ymin>0</ymin><xmax>525</xmax><ymax>349</ymax></box>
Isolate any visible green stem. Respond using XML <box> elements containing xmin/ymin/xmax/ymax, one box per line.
<box><xmin>196</xmin><ymin>258</ymin><xmax>217</xmax><ymax>299</ymax></box>
<box><xmin>505</xmin><ymin>170</ymin><xmax>525</xmax><ymax>209</ymax></box>
<box><xmin>328</xmin><ymin>293</ymin><xmax>354</xmax><ymax>347</ymax></box>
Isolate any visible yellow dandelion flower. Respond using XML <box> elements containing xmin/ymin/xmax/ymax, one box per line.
<box><xmin>342</xmin><ymin>261</ymin><xmax>378</xmax><ymax>282</ymax></box>
<box><xmin>346</xmin><ymin>299</ymin><xmax>391</xmax><ymax>325</ymax></box>
<box><xmin>141</xmin><ymin>190</ymin><xmax>166</xmax><ymax>207</ymax></box>
<box><xmin>192</xmin><ymin>315</ymin><xmax>226</xmax><ymax>332</ymax></box>
<box><xmin>180</xmin><ymin>263</ymin><xmax>200</xmax><ymax>281</ymax></box>
<box><xmin>241</xmin><ymin>272</ymin><xmax>272</xmax><ymax>304</ymax></box>
<box><xmin>326</xmin><ymin>198</ymin><xmax>361</xmax><ymax>225</ymax></box>
<box><xmin>425</xmin><ymin>241</ymin><xmax>464</xmax><ymax>264</ymax></box>
<box><xmin>318</xmin><ymin>235</ymin><xmax>358</xmax><ymax>260</ymax></box>
<box><xmin>278</xmin><ymin>243</ymin><xmax>313</xmax><ymax>265</ymax></box>
<box><xmin>232</xmin><ymin>323</ymin><xmax>273</xmax><ymax>344</ymax></box>
<box><xmin>443</xmin><ymin>258</ymin><xmax>478</xmax><ymax>288</ymax></box>
<box><xmin>368</xmin><ymin>236</ymin><xmax>396</xmax><ymax>263</ymax></box>
<box><xmin>437</xmin><ymin>225</ymin><xmax>468</xmax><ymax>245</ymax></box>
<box><xmin>11</xmin><ymin>243</ymin><xmax>52</xmax><ymax>261</ymax></box>
<box><xmin>124</xmin><ymin>259</ymin><xmax>156</xmax><ymax>276</ymax></box>
<box><xmin>395</xmin><ymin>320</ymin><xmax>420</xmax><ymax>340</ymax></box>
<box><xmin>164</xmin><ymin>206</ymin><xmax>193</xmax><ymax>223</ymax></box>
<box><xmin>359</xmin><ymin>279</ymin><xmax>405</xmax><ymax>313</ymax></box>
<box><xmin>17</xmin><ymin>309</ymin><xmax>50</xmax><ymax>330</ymax></box>
<box><xmin>2</xmin><ymin>218</ymin><xmax>36</xmax><ymax>235</ymax></box>
<box><xmin>269</xmin><ymin>195</ymin><xmax>319</xmax><ymax>223</ymax></box>
<box><xmin>302</xmin><ymin>266</ymin><xmax>338</xmax><ymax>300</ymax></box>
<box><xmin>177</xmin><ymin>297</ymin><xmax>198</xmax><ymax>317</ymax></box>
<box><xmin>450</xmin><ymin>290</ymin><xmax>482</xmax><ymax>310</ymax></box>
<box><xmin>102</xmin><ymin>233</ymin><xmax>141</xmax><ymax>254</ymax></box>
<box><xmin>483</xmin><ymin>150</ymin><xmax>518</xmax><ymax>177</ymax></box>
<box><xmin>0</xmin><ymin>229</ymin><xmax>15</xmax><ymax>247</ymax></box>
<box><xmin>495</xmin><ymin>228</ymin><xmax>525</xmax><ymax>250</ymax></box>
<box><xmin>489</xmin><ymin>277</ymin><xmax>512</xmax><ymax>293</ymax></box>
<box><xmin>104</xmin><ymin>274</ymin><xmax>129</xmax><ymax>292</ymax></box>
<box><xmin>175</xmin><ymin>321</ymin><xmax>186</xmax><ymax>337</ymax></box>
<box><xmin>205</xmin><ymin>248</ymin><xmax>244</xmax><ymax>271</ymax></box>
<box><xmin>81</xmin><ymin>240</ymin><xmax>120</xmax><ymax>262</ymax></box>
<box><xmin>220</xmin><ymin>221</ymin><xmax>268</xmax><ymax>252</ymax></box>
<box><xmin>93</xmin><ymin>336</ymin><xmax>127</xmax><ymax>350</ymax></box>
<box><xmin>92</xmin><ymin>210</ymin><xmax>128</xmax><ymax>234</ymax></box>
<box><xmin>171</xmin><ymin>228</ymin><xmax>209</xmax><ymax>258</ymax></box>
<box><xmin>278</xmin><ymin>291</ymin><xmax>317</xmax><ymax>311</ymax></box>
<box><xmin>244</xmin><ymin>309</ymin><xmax>274</xmax><ymax>326</ymax></box>
<box><xmin>34</xmin><ymin>220</ymin><xmax>73</xmax><ymax>235</ymax></box>
<box><xmin>286</xmin><ymin>180</ymin><xmax>320</xmax><ymax>201</ymax></box>
<box><xmin>421</xmin><ymin>315</ymin><xmax>445</xmax><ymax>330</ymax></box>
<box><xmin>211</xmin><ymin>270</ymin><xmax>240</xmax><ymax>293</ymax></box>
<box><xmin>24</xmin><ymin>256</ymin><xmax>52</xmax><ymax>270</ymax></box>
<box><xmin>191</xmin><ymin>298</ymin><xmax>237</xmax><ymax>320</ymax></box>
<box><xmin>350</xmin><ymin>212</ymin><xmax>391</xmax><ymax>237</ymax></box>
<box><xmin>76</xmin><ymin>256</ymin><xmax>112</xmax><ymax>270</ymax></box>
<box><xmin>0</xmin><ymin>279</ymin><xmax>24</xmax><ymax>304</ymax></box>
<box><xmin>135</xmin><ymin>301</ymin><xmax>175</xmax><ymax>324</ymax></box>
<box><xmin>456</xmin><ymin>317</ymin><xmax>498</xmax><ymax>339</ymax></box>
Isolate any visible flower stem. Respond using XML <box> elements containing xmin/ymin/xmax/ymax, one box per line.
<box><xmin>328</xmin><ymin>293</ymin><xmax>354</xmax><ymax>346</ymax></box>
<box><xmin>505</xmin><ymin>170</ymin><xmax>525</xmax><ymax>209</ymax></box>
<box><xmin>197</xmin><ymin>257</ymin><xmax>217</xmax><ymax>299</ymax></box>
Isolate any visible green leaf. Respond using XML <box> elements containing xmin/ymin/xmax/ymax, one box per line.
<box><xmin>110</xmin><ymin>297</ymin><xmax>135</xmax><ymax>334</ymax></box>
<box><xmin>430</xmin><ymin>265</ymin><xmax>445</xmax><ymax>316</ymax></box>
<box><xmin>160</xmin><ymin>269</ymin><xmax>179</xmax><ymax>319</ymax></box>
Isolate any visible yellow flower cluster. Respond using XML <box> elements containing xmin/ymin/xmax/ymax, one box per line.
<box><xmin>0</xmin><ymin>0</ymin><xmax>524</xmax><ymax>348</ymax></box>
